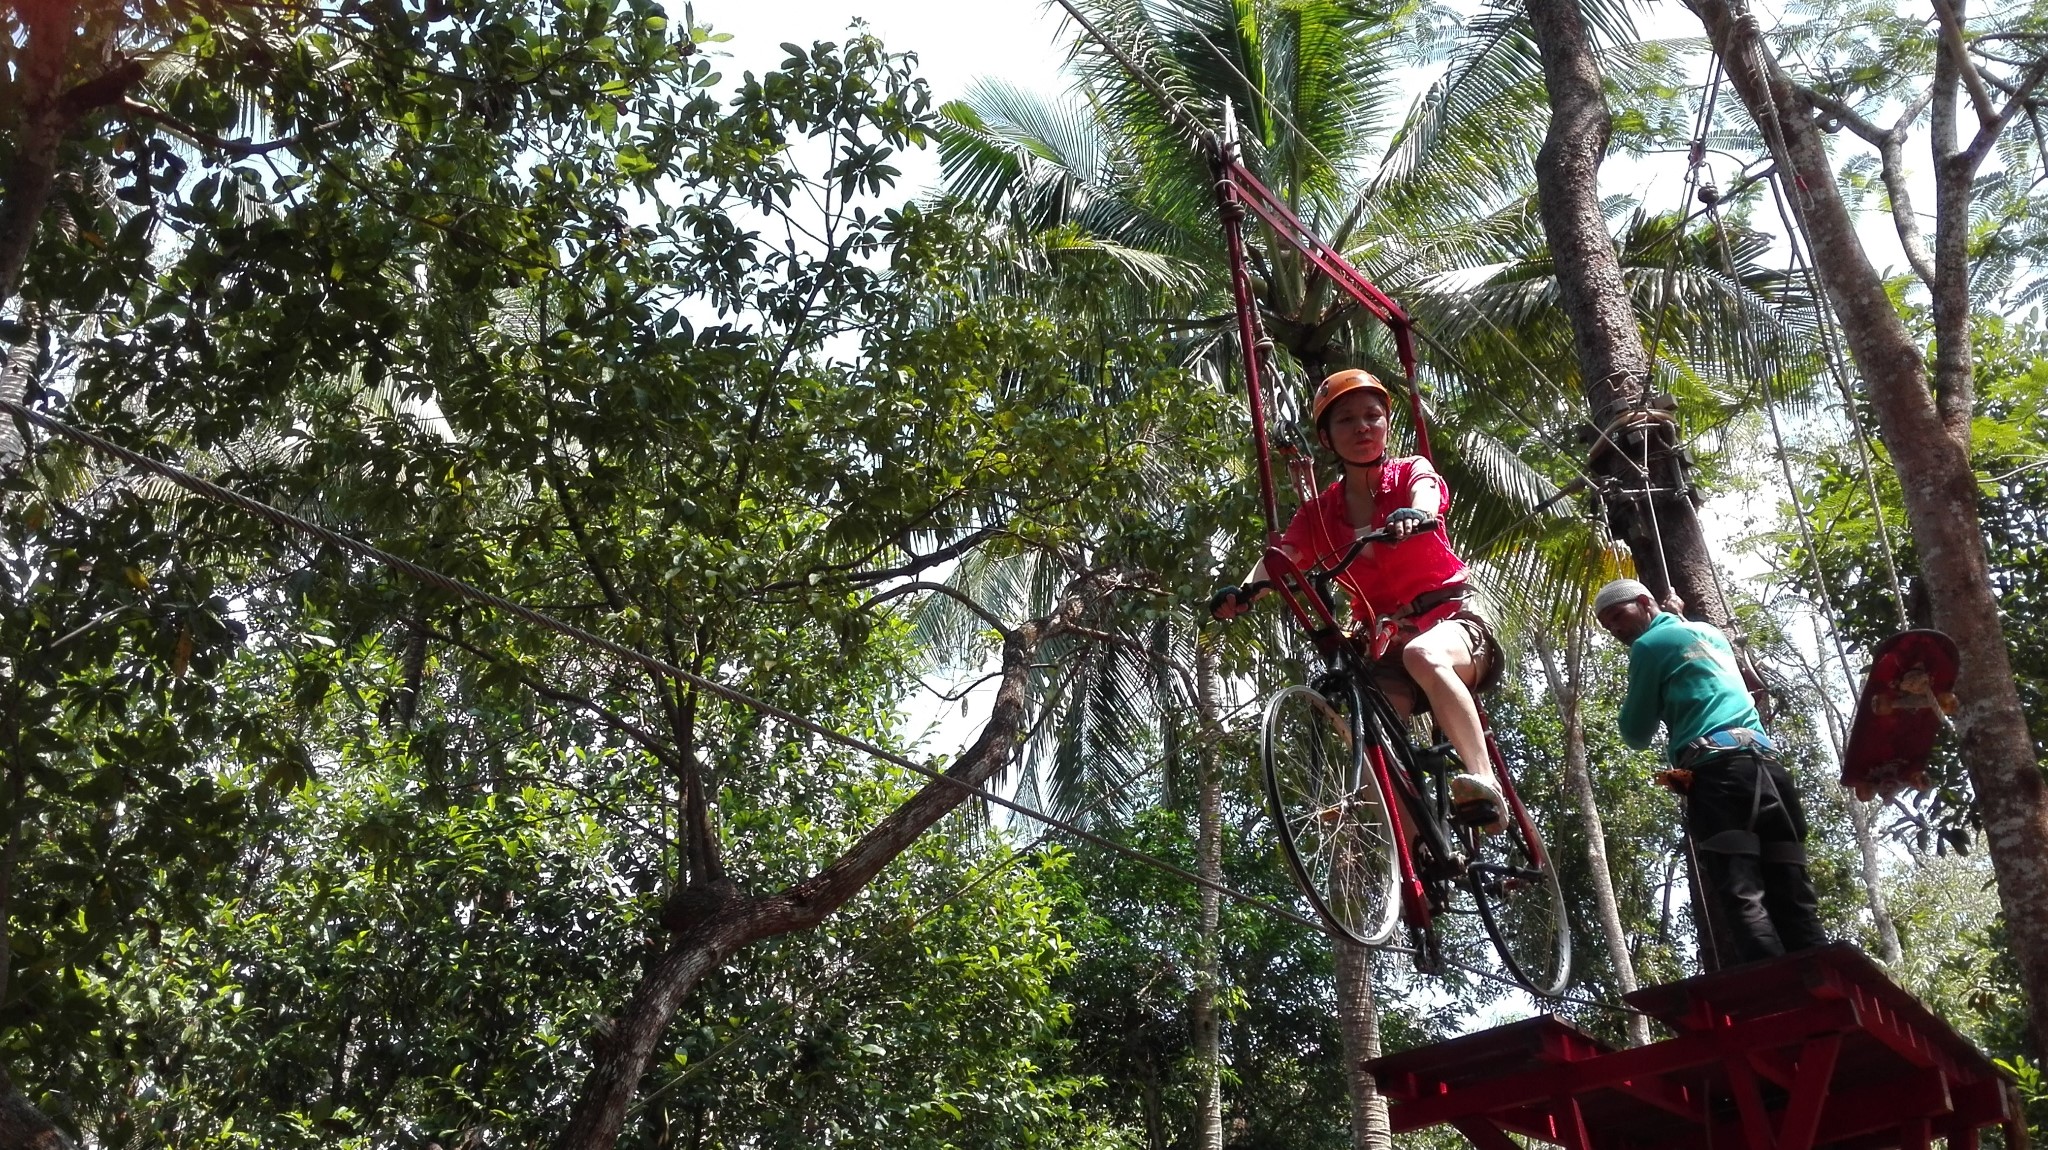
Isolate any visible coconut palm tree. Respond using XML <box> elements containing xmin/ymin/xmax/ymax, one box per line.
<box><xmin>932</xmin><ymin>0</ymin><xmax>1859</xmax><ymax>1137</ymax></box>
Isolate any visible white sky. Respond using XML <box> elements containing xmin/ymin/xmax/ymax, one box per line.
<box><xmin>688</xmin><ymin>0</ymin><xmax>1074</xmax><ymax>193</ymax></box>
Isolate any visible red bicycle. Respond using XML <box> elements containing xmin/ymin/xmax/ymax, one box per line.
<box><xmin>1241</xmin><ymin>524</ymin><xmax>1572</xmax><ymax>996</ymax></box>
<box><xmin>1204</xmin><ymin>123</ymin><xmax>1569</xmax><ymax>994</ymax></box>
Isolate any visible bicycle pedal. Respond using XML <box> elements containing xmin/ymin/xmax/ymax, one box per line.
<box><xmin>1452</xmin><ymin>800</ymin><xmax>1502</xmax><ymax>830</ymax></box>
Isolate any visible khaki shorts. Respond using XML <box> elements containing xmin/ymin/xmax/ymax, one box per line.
<box><xmin>1369</xmin><ymin>604</ymin><xmax>1503</xmax><ymax>713</ymax></box>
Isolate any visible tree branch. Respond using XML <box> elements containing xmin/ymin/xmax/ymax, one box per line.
<box><xmin>1065</xmin><ymin>622</ymin><xmax>1199</xmax><ymax>702</ymax></box>
<box><xmin>751</xmin><ymin>521</ymin><xmax>1003</xmax><ymax>595</ymax></box>
<box><xmin>117</xmin><ymin>97</ymin><xmax>343</xmax><ymax>157</ymax></box>
<box><xmin>424</xmin><ymin>624</ymin><xmax>686</xmax><ymax>770</ymax></box>
<box><xmin>1799</xmin><ymin>84</ymin><xmax>1889</xmax><ymax>145</ymax></box>
<box><xmin>859</xmin><ymin>580</ymin><xmax>1015</xmax><ymax>641</ymax></box>
<box><xmin>1800</xmin><ymin>85</ymin><xmax>1939</xmax><ymax>287</ymax></box>
<box><xmin>1931</xmin><ymin>0</ymin><xmax>2003</xmax><ymax>131</ymax></box>
<box><xmin>554</xmin><ymin>573</ymin><xmax>1113</xmax><ymax>1150</ymax></box>
<box><xmin>1966</xmin><ymin>54</ymin><xmax>2048</xmax><ymax>166</ymax></box>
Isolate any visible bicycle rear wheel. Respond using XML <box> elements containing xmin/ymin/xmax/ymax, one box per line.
<box><xmin>1468</xmin><ymin>801</ymin><xmax>1571</xmax><ymax>996</ymax></box>
<box><xmin>1262</xmin><ymin>680</ymin><xmax>1402</xmax><ymax>946</ymax></box>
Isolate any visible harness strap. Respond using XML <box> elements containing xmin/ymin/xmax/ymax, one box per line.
<box><xmin>1762</xmin><ymin>841</ymin><xmax>1809</xmax><ymax>866</ymax></box>
<box><xmin>1677</xmin><ymin>726</ymin><xmax>1775</xmax><ymax>767</ymax></box>
<box><xmin>1697</xmin><ymin>829</ymin><xmax>1760</xmax><ymax>855</ymax></box>
<box><xmin>1387</xmin><ymin>583</ymin><xmax>1472</xmax><ymax>621</ymax></box>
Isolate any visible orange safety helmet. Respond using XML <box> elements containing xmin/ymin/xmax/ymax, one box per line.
<box><xmin>1309</xmin><ymin>369</ymin><xmax>1393</xmax><ymax>429</ymax></box>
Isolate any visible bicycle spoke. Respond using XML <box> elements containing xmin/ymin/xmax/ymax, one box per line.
<box><xmin>1262</xmin><ymin>682</ymin><xmax>1403</xmax><ymax>947</ymax></box>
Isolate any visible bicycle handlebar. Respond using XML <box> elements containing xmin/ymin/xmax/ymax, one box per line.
<box><xmin>1313</xmin><ymin>516</ymin><xmax>1437</xmax><ymax>590</ymax></box>
<box><xmin>1209</xmin><ymin>518</ymin><xmax>1438</xmax><ymax>622</ymax></box>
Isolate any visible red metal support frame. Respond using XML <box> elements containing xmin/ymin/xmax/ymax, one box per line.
<box><xmin>1218</xmin><ymin>159</ymin><xmax>1432</xmax><ymax>463</ymax></box>
<box><xmin>1214</xmin><ymin>150</ymin><xmax>1285</xmax><ymax>539</ymax></box>
<box><xmin>1209</xmin><ymin>135</ymin><xmax>1438</xmax><ymax>545</ymax></box>
<box><xmin>1363</xmin><ymin>945</ymin><xmax>2029</xmax><ymax>1150</ymax></box>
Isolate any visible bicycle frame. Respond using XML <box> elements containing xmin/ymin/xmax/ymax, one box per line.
<box><xmin>1258</xmin><ymin>545</ymin><xmax>1440</xmax><ymax>933</ymax></box>
<box><xmin>1260</xmin><ymin>542</ymin><xmax>1550</xmax><ymax>942</ymax></box>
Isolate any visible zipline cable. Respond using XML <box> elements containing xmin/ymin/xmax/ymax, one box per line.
<box><xmin>0</xmin><ymin>395</ymin><xmax>1645</xmax><ymax>1017</ymax></box>
<box><xmin>1764</xmin><ymin>169</ymin><xmax>1913</xmax><ymax>632</ymax></box>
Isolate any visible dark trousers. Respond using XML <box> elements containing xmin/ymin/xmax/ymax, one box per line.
<box><xmin>1685</xmin><ymin>750</ymin><xmax>1828</xmax><ymax>965</ymax></box>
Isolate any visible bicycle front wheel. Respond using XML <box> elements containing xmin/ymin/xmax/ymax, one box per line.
<box><xmin>1262</xmin><ymin>681</ymin><xmax>1403</xmax><ymax>947</ymax></box>
<box><xmin>1468</xmin><ymin>803</ymin><xmax>1571</xmax><ymax>996</ymax></box>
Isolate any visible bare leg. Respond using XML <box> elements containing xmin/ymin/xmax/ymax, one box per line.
<box><xmin>1400</xmin><ymin>619</ymin><xmax>1495</xmax><ymax>786</ymax></box>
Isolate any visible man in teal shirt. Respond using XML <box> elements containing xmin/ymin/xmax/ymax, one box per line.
<box><xmin>1596</xmin><ymin>579</ymin><xmax>1825</xmax><ymax>965</ymax></box>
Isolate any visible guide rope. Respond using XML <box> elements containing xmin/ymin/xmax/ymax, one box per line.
<box><xmin>1764</xmin><ymin>170</ymin><xmax>1913</xmax><ymax>633</ymax></box>
<box><xmin>1703</xmin><ymin>201</ymin><xmax>1868</xmax><ymax>716</ymax></box>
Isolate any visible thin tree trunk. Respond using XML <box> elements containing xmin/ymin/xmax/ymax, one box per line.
<box><xmin>1536</xmin><ymin>633</ymin><xmax>1650</xmax><ymax>1046</ymax></box>
<box><xmin>1805</xmin><ymin>620</ymin><xmax>1904</xmax><ymax>966</ymax></box>
<box><xmin>1191</xmin><ymin>636</ymin><xmax>1224</xmax><ymax>1150</ymax></box>
<box><xmin>1687</xmin><ymin>0</ymin><xmax>2048</xmax><ymax>1053</ymax></box>
<box><xmin>1844</xmin><ymin>797</ymin><xmax>1903</xmax><ymax>965</ymax></box>
<box><xmin>1333</xmin><ymin>938</ymin><xmax>1389</xmax><ymax>1150</ymax></box>
<box><xmin>556</xmin><ymin>594</ymin><xmax>1089</xmax><ymax>1150</ymax></box>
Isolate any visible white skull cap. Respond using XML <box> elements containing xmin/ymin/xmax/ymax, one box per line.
<box><xmin>1593</xmin><ymin>578</ymin><xmax>1654</xmax><ymax>614</ymax></box>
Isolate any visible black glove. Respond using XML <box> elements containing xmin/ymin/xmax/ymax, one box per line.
<box><xmin>1209</xmin><ymin>584</ymin><xmax>1246</xmax><ymax>620</ymax></box>
<box><xmin>1384</xmin><ymin>507</ymin><xmax>1430</xmax><ymax>539</ymax></box>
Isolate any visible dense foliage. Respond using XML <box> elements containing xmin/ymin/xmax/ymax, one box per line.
<box><xmin>2</xmin><ymin>0</ymin><xmax>2042</xmax><ymax>1147</ymax></box>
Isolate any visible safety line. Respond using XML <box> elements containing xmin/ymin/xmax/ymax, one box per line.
<box><xmin>1405</xmin><ymin>326</ymin><xmax>1606</xmax><ymax>491</ymax></box>
<box><xmin>1763</xmin><ymin>170</ymin><xmax>1912</xmax><ymax>632</ymax></box>
<box><xmin>1703</xmin><ymin>203</ymin><xmax>1877</xmax><ymax>729</ymax></box>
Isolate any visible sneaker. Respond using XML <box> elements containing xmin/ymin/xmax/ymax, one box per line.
<box><xmin>1450</xmin><ymin>773</ymin><xmax>1507</xmax><ymax>835</ymax></box>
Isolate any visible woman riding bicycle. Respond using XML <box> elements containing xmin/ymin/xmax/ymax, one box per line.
<box><xmin>1211</xmin><ymin>368</ymin><xmax>1507</xmax><ymax>831</ymax></box>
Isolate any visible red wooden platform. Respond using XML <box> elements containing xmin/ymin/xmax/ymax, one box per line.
<box><xmin>1364</xmin><ymin>944</ymin><xmax>2027</xmax><ymax>1150</ymax></box>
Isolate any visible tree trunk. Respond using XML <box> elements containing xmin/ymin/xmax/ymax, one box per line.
<box><xmin>555</xmin><ymin>605</ymin><xmax>1062</xmax><ymax>1150</ymax></box>
<box><xmin>1524</xmin><ymin>0</ymin><xmax>1740</xmax><ymax>967</ymax></box>
<box><xmin>1333</xmin><ymin>938</ymin><xmax>1389</xmax><ymax>1150</ymax></box>
<box><xmin>0</xmin><ymin>1</ymin><xmax>77</xmax><ymax>314</ymax></box>
<box><xmin>0</xmin><ymin>1065</ymin><xmax>74</xmax><ymax>1150</ymax></box>
<box><xmin>1687</xmin><ymin>0</ymin><xmax>2048</xmax><ymax>1053</ymax></box>
<box><xmin>1844</xmin><ymin>797</ymin><xmax>1904</xmax><ymax>965</ymax></box>
<box><xmin>1191</xmin><ymin>636</ymin><xmax>1224</xmax><ymax>1150</ymax></box>
<box><xmin>1536</xmin><ymin>633</ymin><xmax>1650</xmax><ymax>1046</ymax></box>
<box><xmin>1522</xmin><ymin>0</ymin><xmax>1733</xmax><ymax>630</ymax></box>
